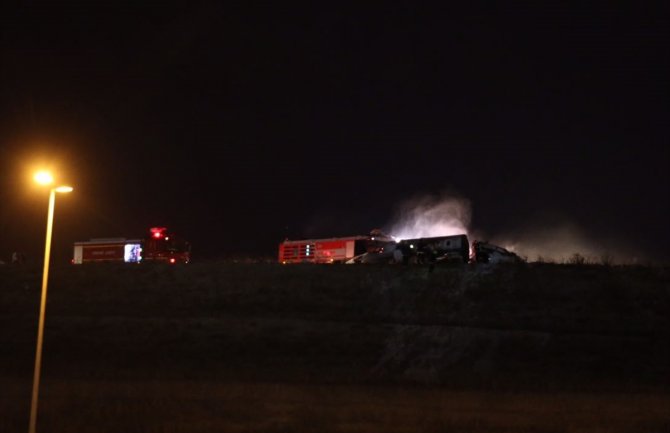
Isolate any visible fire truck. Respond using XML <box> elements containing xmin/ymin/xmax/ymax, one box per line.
<box><xmin>73</xmin><ymin>227</ymin><xmax>191</xmax><ymax>264</ymax></box>
<box><xmin>278</xmin><ymin>230</ymin><xmax>395</xmax><ymax>264</ymax></box>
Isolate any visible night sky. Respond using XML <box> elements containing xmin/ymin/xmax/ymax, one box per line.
<box><xmin>1</xmin><ymin>3</ymin><xmax>668</xmax><ymax>262</ymax></box>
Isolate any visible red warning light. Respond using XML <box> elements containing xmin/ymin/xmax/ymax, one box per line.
<box><xmin>169</xmin><ymin>258</ymin><xmax>176</xmax><ymax>264</ymax></box>
<box><xmin>150</xmin><ymin>227</ymin><xmax>167</xmax><ymax>239</ymax></box>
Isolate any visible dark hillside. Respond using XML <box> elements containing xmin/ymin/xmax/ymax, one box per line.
<box><xmin>1</xmin><ymin>262</ymin><xmax>669</xmax><ymax>432</ymax></box>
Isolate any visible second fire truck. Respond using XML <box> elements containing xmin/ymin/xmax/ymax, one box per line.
<box><xmin>73</xmin><ymin>227</ymin><xmax>191</xmax><ymax>264</ymax></box>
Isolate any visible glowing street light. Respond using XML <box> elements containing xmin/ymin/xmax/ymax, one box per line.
<box><xmin>29</xmin><ymin>171</ymin><xmax>73</xmax><ymax>433</ymax></box>
<box><xmin>33</xmin><ymin>171</ymin><xmax>54</xmax><ymax>185</ymax></box>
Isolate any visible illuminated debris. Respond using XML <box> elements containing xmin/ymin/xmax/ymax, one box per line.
<box><xmin>471</xmin><ymin>241</ymin><xmax>523</xmax><ymax>264</ymax></box>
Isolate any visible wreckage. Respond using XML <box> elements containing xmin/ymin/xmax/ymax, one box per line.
<box><xmin>278</xmin><ymin>230</ymin><xmax>522</xmax><ymax>265</ymax></box>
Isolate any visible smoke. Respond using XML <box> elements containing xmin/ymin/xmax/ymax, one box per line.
<box><xmin>383</xmin><ymin>192</ymin><xmax>644</xmax><ymax>264</ymax></box>
<box><xmin>490</xmin><ymin>219</ymin><xmax>645</xmax><ymax>265</ymax></box>
<box><xmin>386</xmin><ymin>192</ymin><xmax>471</xmax><ymax>240</ymax></box>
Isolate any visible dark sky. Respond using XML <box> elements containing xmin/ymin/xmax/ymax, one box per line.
<box><xmin>1</xmin><ymin>3</ymin><xmax>668</xmax><ymax>262</ymax></box>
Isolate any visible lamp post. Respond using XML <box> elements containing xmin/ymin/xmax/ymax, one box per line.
<box><xmin>29</xmin><ymin>171</ymin><xmax>73</xmax><ymax>433</ymax></box>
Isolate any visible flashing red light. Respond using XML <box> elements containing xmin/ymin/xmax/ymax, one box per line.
<box><xmin>150</xmin><ymin>227</ymin><xmax>167</xmax><ymax>238</ymax></box>
<box><xmin>169</xmin><ymin>258</ymin><xmax>176</xmax><ymax>264</ymax></box>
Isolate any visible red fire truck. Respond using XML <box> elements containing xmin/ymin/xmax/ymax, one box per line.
<box><xmin>278</xmin><ymin>231</ymin><xmax>395</xmax><ymax>264</ymax></box>
<box><xmin>73</xmin><ymin>227</ymin><xmax>191</xmax><ymax>264</ymax></box>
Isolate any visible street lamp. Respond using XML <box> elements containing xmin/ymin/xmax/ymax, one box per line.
<box><xmin>29</xmin><ymin>171</ymin><xmax>73</xmax><ymax>433</ymax></box>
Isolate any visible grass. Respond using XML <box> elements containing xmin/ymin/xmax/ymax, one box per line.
<box><xmin>3</xmin><ymin>379</ymin><xmax>669</xmax><ymax>433</ymax></box>
<box><xmin>1</xmin><ymin>261</ymin><xmax>669</xmax><ymax>432</ymax></box>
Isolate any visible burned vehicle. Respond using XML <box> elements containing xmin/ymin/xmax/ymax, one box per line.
<box><xmin>471</xmin><ymin>240</ymin><xmax>522</xmax><ymax>264</ymax></box>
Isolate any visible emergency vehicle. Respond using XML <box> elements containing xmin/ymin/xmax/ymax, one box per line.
<box><xmin>278</xmin><ymin>231</ymin><xmax>395</xmax><ymax>264</ymax></box>
<box><xmin>73</xmin><ymin>227</ymin><xmax>190</xmax><ymax>264</ymax></box>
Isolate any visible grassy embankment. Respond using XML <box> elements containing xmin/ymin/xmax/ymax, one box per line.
<box><xmin>1</xmin><ymin>261</ymin><xmax>669</xmax><ymax>432</ymax></box>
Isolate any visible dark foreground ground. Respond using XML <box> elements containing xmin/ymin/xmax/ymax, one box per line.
<box><xmin>1</xmin><ymin>261</ymin><xmax>669</xmax><ymax>432</ymax></box>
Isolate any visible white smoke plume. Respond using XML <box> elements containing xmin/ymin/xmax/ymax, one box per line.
<box><xmin>383</xmin><ymin>193</ymin><xmax>643</xmax><ymax>264</ymax></box>
<box><xmin>386</xmin><ymin>192</ymin><xmax>471</xmax><ymax>240</ymax></box>
<box><xmin>490</xmin><ymin>221</ymin><xmax>643</xmax><ymax>265</ymax></box>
